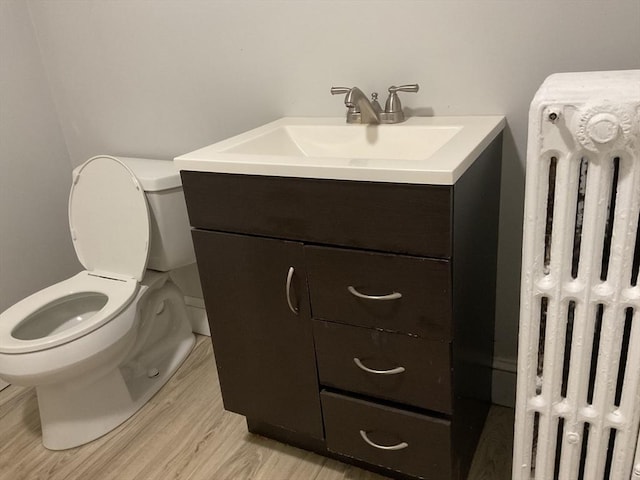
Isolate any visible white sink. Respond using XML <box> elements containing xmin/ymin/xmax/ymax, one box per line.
<box><xmin>174</xmin><ymin>116</ymin><xmax>505</xmax><ymax>185</ymax></box>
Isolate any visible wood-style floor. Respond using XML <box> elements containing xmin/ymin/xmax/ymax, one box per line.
<box><xmin>0</xmin><ymin>336</ymin><xmax>514</xmax><ymax>480</ymax></box>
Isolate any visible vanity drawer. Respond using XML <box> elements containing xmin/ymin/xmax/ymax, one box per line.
<box><xmin>313</xmin><ymin>320</ymin><xmax>452</xmax><ymax>413</ymax></box>
<box><xmin>305</xmin><ymin>246</ymin><xmax>451</xmax><ymax>340</ymax></box>
<box><xmin>180</xmin><ymin>171</ymin><xmax>452</xmax><ymax>258</ymax></box>
<box><xmin>321</xmin><ymin>391</ymin><xmax>452</xmax><ymax>480</ymax></box>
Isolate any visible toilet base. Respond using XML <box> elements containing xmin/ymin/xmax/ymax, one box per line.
<box><xmin>35</xmin><ymin>279</ymin><xmax>196</xmax><ymax>450</ymax></box>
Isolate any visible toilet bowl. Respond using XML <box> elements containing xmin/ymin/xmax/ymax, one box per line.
<box><xmin>0</xmin><ymin>155</ymin><xmax>196</xmax><ymax>450</ymax></box>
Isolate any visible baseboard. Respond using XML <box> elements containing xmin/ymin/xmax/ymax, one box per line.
<box><xmin>492</xmin><ymin>356</ymin><xmax>517</xmax><ymax>408</ymax></box>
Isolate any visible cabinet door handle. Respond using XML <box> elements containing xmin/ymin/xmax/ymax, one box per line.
<box><xmin>347</xmin><ymin>286</ymin><xmax>402</xmax><ymax>301</ymax></box>
<box><xmin>353</xmin><ymin>357</ymin><xmax>405</xmax><ymax>375</ymax></box>
<box><xmin>285</xmin><ymin>266</ymin><xmax>299</xmax><ymax>315</ymax></box>
<box><xmin>359</xmin><ymin>430</ymin><xmax>409</xmax><ymax>451</ymax></box>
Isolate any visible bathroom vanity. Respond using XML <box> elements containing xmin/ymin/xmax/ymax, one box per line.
<box><xmin>175</xmin><ymin>116</ymin><xmax>504</xmax><ymax>480</ymax></box>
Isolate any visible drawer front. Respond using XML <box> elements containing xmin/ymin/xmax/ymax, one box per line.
<box><xmin>306</xmin><ymin>246</ymin><xmax>451</xmax><ymax>340</ymax></box>
<box><xmin>180</xmin><ymin>171</ymin><xmax>452</xmax><ymax>258</ymax></box>
<box><xmin>313</xmin><ymin>320</ymin><xmax>452</xmax><ymax>414</ymax></box>
<box><xmin>321</xmin><ymin>391</ymin><xmax>452</xmax><ymax>479</ymax></box>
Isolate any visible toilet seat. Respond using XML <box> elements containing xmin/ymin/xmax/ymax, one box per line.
<box><xmin>0</xmin><ymin>156</ymin><xmax>152</xmax><ymax>355</ymax></box>
<box><xmin>0</xmin><ymin>272</ymin><xmax>138</xmax><ymax>354</ymax></box>
<box><xmin>69</xmin><ymin>156</ymin><xmax>151</xmax><ymax>282</ymax></box>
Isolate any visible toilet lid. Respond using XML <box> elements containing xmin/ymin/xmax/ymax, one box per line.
<box><xmin>69</xmin><ymin>156</ymin><xmax>150</xmax><ymax>281</ymax></box>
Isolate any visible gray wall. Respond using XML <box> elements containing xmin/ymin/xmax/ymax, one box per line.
<box><xmin>2</xmin><ymin>2</ymin><xmax>640</xmax><ymax>382</ymax></box>
<box><xmin>0</xmin><ymin>1</ymin><xmax>79</xmax><ymax>314</ymax></box>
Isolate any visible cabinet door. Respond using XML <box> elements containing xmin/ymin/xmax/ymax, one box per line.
<box><xmin>191</xmin><ymin>230</ymin><xmax>323</xmax><ymax>439</ymax></box>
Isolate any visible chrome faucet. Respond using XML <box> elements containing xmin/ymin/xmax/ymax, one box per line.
<box><xmin>331</xmin><ymin>84</ymin><xmax>419</xmax><ymax>124</ymax></box>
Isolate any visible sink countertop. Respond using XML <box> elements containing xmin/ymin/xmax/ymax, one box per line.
<box><xmin>174</xmin><ymin>116</ymin><xmax>505</xmax><ymax>185</ymax></box>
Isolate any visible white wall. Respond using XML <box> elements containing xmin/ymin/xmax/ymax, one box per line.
<box><xmin>21</xmin><ymin>1</ymin><xmax>640</xmax><ymax>389</ymax></box>
<box><xmin>0</xmin><ymin>1</ymin><xmax>79</xmax><ymax>314</ymax></box>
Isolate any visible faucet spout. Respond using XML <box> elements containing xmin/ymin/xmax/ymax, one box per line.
<box><xmin>344</xmin><ymin>87</ymin><xmax>380</xmax><ymax>124</ymax></box>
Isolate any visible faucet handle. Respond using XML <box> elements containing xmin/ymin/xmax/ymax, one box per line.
<box><xmin>388</xmin><ymin>84</ymin><xmax>420</xmax><ymax>94</ymax></box>
<box><xmin>330</xmin><ymin>86</ymin><xmax>351</xmax><ymax>95</ymax></box>
<box><xmin>385</xmin><ymin>84</ymin><xmax>419</xmax><ymax>114</ymax></box>
<box><xmin>331</xmin><ymin>86</ymin><xmax>360</xmax><ymax>117</ymax></box>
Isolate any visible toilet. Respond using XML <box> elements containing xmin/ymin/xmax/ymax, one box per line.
<box><xmin>0</xmin><ymin>155</ymin><xmax>196</xmax><ymax>450</ymax></box>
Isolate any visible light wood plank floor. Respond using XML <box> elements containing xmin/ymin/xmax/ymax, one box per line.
<box><xmin>0</xmin><ymin>336</ymin><xmax>514</xmax><ymax>479</ymax></box>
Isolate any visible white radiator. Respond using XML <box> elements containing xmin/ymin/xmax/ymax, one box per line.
<box><xmin>513</xmin><ymin>70</ymin><xmax>640</xmax><ymax>480</ymax></box>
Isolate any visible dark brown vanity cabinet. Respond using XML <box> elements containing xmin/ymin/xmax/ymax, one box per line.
<box><xmin>181</xmin><ymin>134</ymin><xmax>502</xmax><ymax>480</ymax></box>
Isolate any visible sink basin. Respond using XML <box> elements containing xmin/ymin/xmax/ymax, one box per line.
<box><xmin>174</xmin><ymin>116</ymin><xmax>505</xmax><ymax>185</ymax></box>
<box><xmin>222</xmin><ymin>124</ymin><xmax>462</xmax><ymax>161</ymax></box>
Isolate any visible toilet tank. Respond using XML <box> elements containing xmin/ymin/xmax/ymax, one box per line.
<box><xmin>117</xmin><ymin>157</ymin><xmax>195</xmax><ymax>272</ymax></box>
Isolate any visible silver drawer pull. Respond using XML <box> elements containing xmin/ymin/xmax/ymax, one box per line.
<box><xmin>347</xmin><ymin>286</ymin><xmax>402</xmax><ymax>301</ymax></box>
<box><xmin>285</xmin><ymin>266</ymin><xmax>299</xmax><ymax>315</ymax></box>
<box><xmin>359</xmin><ymin>430</ymin><xmax>409</xmax><ymax>451</ymax></box>
<box><xmin>353</xmin><ymin>357</ymin><xmax>405</xmax><ymax>375</ymax></box>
